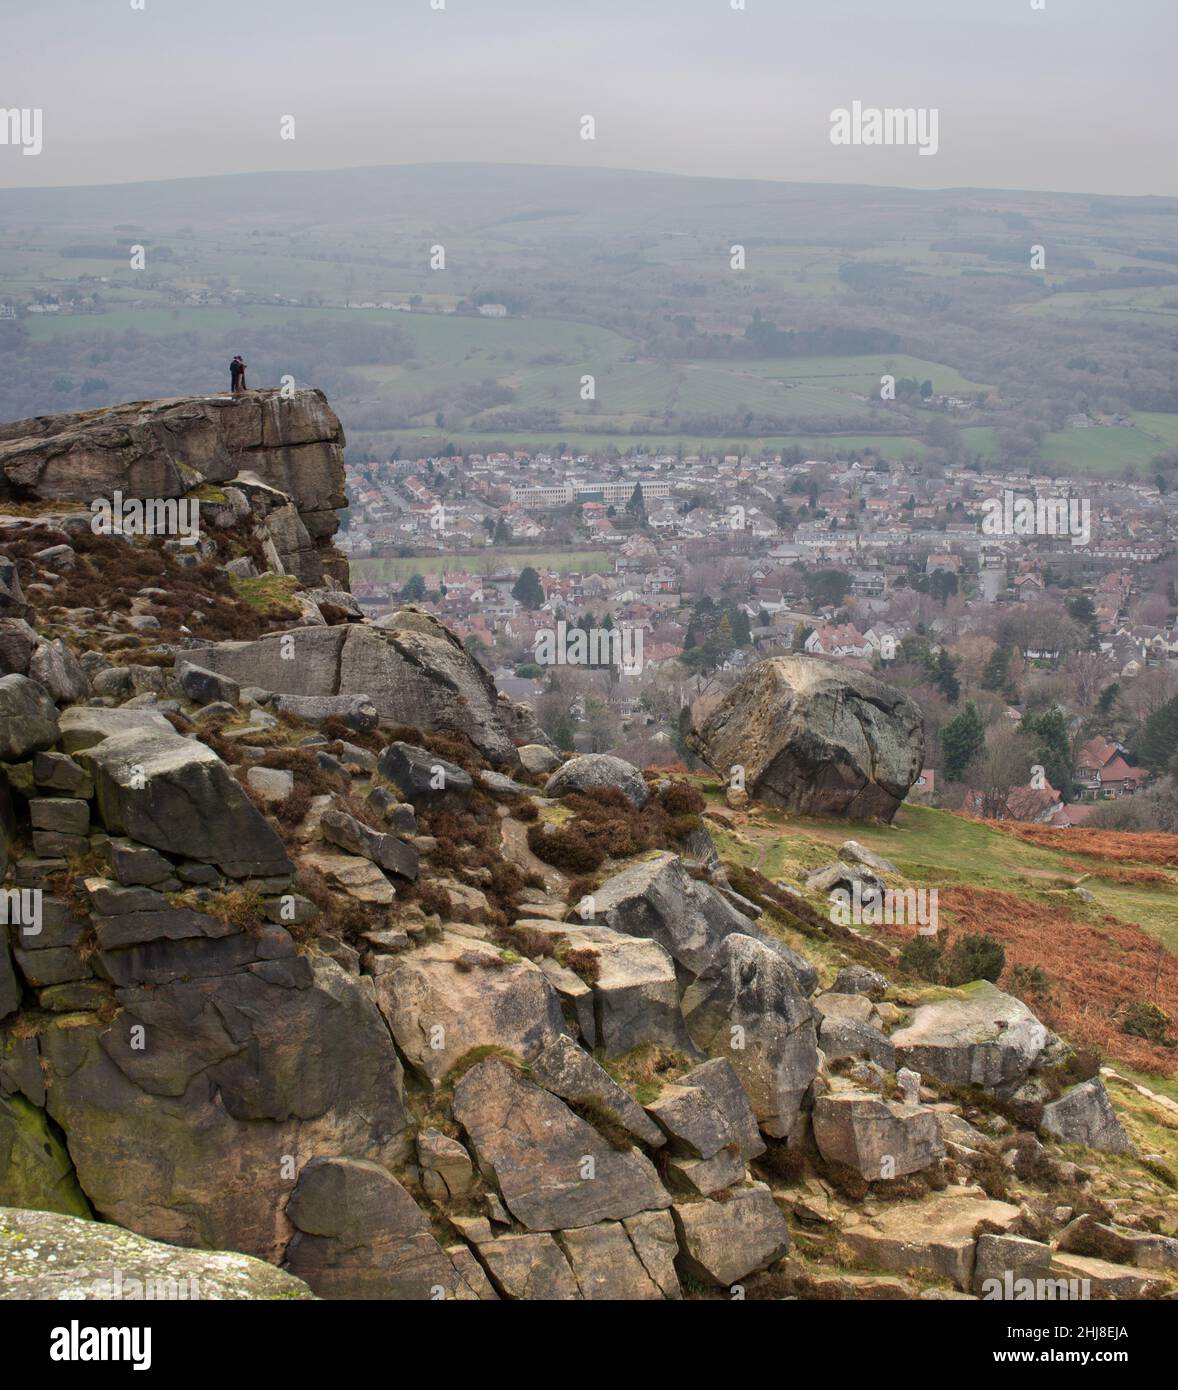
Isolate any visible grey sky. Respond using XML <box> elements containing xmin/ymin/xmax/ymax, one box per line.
<box><xmin>2</xmin><ymin>0</ymin><xmax>1175</xmax><ymax>196</ymax></box>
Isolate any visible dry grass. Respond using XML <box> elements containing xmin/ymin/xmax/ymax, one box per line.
<box><xmin>984</xmin><ymin>821</ymin><xmax>1178</xmax><ymax>868</ymax></box>
<box><xmin>884</xmin><ymin>885</ymin><xmax>1178</xmax><ymax>1076</ymax></box>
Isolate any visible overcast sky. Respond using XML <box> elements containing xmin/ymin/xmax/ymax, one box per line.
<box><xmin>2</xmin><ymin>0</ymin><xmax>1175</xmax><ymax>196</ymax></box>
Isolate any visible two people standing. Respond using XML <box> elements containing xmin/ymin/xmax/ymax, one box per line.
<box><xmin>229</xmin><ymin>355</ymin><xmax>247</xmax><ymax>393</ymax></box>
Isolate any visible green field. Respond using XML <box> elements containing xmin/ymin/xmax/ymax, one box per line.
<box><xmin>380</xmin><ymin>427</ymin><xmax>931</xmax><ymax>459</ymax></box>
<box><xmin>1040</xmin><ymin>426</ymin><xmax>1167</xmax><ymax>474</ymax></box>
<box><xmin>351</xmin><ymin>549</ymin><xmax>613</xmax><ymax>584</ymax></box>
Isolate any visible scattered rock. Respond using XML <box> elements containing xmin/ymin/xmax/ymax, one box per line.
<box><xmin>378</xmin><ymin>741</ymin><xmax>473</xmax><ymax>810</ymax></box>
<box><xmin>1040</xmin><ymin>1078</ymin><xmax>1135</xmax><ymax>1156</ymax></box>
<box><xmin>320</xmin><ymin>806</ymin><xmax>418</xmax><ymax>880</ymax></box>
<box><xmin>543</xmin><ymin>753</ymin><xmax>649</xmax><ymax>808</ymax></box>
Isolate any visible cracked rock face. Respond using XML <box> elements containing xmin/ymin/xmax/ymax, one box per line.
<box><xmin>192</xmin><ymin>611</ymin><xmax>520</xmax><ymax>765</ymax></box>
<box><xmin>0</xmin><ymin>388</ymin><xmax>348</xmax><ymax>588</ymax></box>
<box><xmin>688</xmin><ymin>656</ymin><xmax>924</xmax><ymax>821</ymax></box>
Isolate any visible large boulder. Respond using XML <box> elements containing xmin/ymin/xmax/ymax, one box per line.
<box><xmin>193</xmin><ymin>612</ymin><xmax>518</xmax><ymax>764</ymax></box>
<box><xmin>688</xmin><ymin>656</ymin><xmax>924</xmax><ymax>820</ymax></box>
<box><xmin>681</xmin><ymin>933</ymin><xmax>819</xmax><ymax>1139</ymax></box>
<box><xmin>0</xmin><ymin>1207</ymin><xmax>316</xmax><ymax>1300</ymax></box>
<box><xmin>0</xmin><ymin>674</ymin><xmax>59</xmax><ymax>762</ymax></box>
<box><xmin>452</xmin><ymin>1058</ymin><xmax>671</xmax><ymax>1232</ymax></box>
<box><xmin>889</xmin><ymin>981</ymin><xmax>1050</xmax><ymax>1092</ymax></box>
<box><xmin>1040</xmin><ymin>1078</ymin><xmax>1135</xmax><ymax>1155</ymax></box>
<box><xmin>78</xmin><ymin>727</ymin><xmax>292</xmax><ymax>879</ymax></box>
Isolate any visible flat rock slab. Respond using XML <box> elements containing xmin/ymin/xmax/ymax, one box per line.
<box><xmin>841</xmin><ymin>1188</ymin><xmax>1021</xmax><ymax>1290</ymax></box>
<box><xmin>889</xmin><ymin>981</ymin><xmax>1049</xmax><ymax>1091</ymax></box>
<box><xmin>0</xmin><ymin>1206</ymin><xmax>315</xmax><ymax>1299</ymax></box>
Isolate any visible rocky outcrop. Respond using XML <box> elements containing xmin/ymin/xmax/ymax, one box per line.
<box><xmin>452</xmin><ymin>1058</ymin><xmax>671</xmax><ymax>1232</ymax></box>
<box><xmin>681</xmin><ymin>933</ymin><xmax>819</xmax><ymax>1140</ymax></box>
<box><xmin>0</xmin><ymin>389</ymin><xmax>349</xmax><ymax>587</ymax></box>
<box><xmin>191</xmin><ymin>612</ymin><xmax>519</xmax><ymax>764</ymax></box>
<box><xmin>688</xmin><ymin>656</ymin><xmax>924</xmax><ymax>820</ymax></box>
<box><xmin>78</xmin><ymin>726</ymin><xmax>293</xmax><ymax>880</ymax></box>
<box><xmin>587</xmin><ymin>851</ymin><xmax>818</xmax><ymax>995</ymax></box>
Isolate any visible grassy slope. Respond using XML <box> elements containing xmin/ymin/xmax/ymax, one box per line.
<box><xmin>693</xmin><ymin>786</ymin><xmax>1178</xmax><ymax>1203</ymax></box>
<box><xmin>697</xmin><ymin>783</ymin><xmax>1178</xmax><ymax>1067</ymax></box>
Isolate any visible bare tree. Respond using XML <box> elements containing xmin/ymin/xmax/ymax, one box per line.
<box><xmin>965</xmin><ymin>726</ymin><xmax>1034</xmax><ymax>819</ymax></box>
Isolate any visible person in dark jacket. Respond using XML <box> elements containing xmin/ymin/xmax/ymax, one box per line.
<box><xmin>230</xmin><ymin>355</ymin><xmax>247</xmax><ymax>393</ymax></box>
